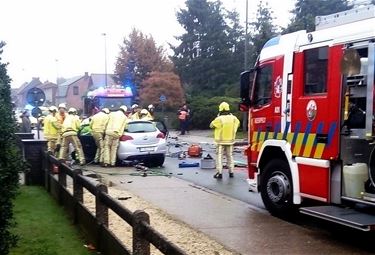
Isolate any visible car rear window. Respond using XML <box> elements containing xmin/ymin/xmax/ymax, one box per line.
<box><xmin>125</xmin><ymin>122</ymin><xmax>157</xmax><ymax>133</ymax></box>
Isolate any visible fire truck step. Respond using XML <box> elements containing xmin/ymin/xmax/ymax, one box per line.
<box><xmin>300</xmin><ymin>206</ymin><xmax>375</xmax><ymax>231</ymax></box>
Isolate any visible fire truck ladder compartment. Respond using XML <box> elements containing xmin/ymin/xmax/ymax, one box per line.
<box><xmin>300</xmin><ymin>206</ymin><xmax>375</xmax><ymax>231</ymax></box>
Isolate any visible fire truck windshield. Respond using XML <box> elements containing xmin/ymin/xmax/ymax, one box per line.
<box><xmin>96</xmin><ymin>97</ymin><xmax>132</xmax><ymax>111</ymax></box>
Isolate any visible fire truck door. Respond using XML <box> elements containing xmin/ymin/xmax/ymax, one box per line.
<box><xmin>250</xmin><ymin>58</ymin><xmax>283</xmax><ymax>158</ymax></box>
<box><xmin>291</xmin><ymin>45</ymin><xmax>341</xmax><ymax>160</ymax></box>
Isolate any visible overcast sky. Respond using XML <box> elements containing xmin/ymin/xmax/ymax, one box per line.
<box><xmin>0</xmin><ymin>0</ymin><xmax>295</xmax><ymax>88</ymax></box>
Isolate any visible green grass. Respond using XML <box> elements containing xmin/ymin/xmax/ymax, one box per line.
<box><xmin>10</xmin><ymin>186</ymin><xmax>92</xmax><ymax>255</ymax></box>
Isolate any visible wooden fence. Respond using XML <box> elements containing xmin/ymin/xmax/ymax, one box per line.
<box><xmin>44</xmin><ymin>153</ymin><xmax>186</xmax><ymax>255</ymax></box>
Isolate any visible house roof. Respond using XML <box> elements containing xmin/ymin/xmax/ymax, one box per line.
<box><xmin>38</xmin><ymin>81</ymin><xmax>57</xmax><ymax>89</ymax></box>
<box><xmin>17</xmin><ymin>78</ymin><xmax>42</xmax><ymax>95</ymax></box>
<box><xmin>90</xmin><ymin>73</ymin><xmax>116</xmax><ymax>89</ymax></box>
<box><xmin>56</xmin><ymin>76</ymin><xmax>84</xmax><ymax>98</ymax></box>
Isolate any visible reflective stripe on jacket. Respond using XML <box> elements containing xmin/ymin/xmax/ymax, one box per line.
<box><xmin>209</xmin><ymin>114</ymin><xmax>240</xmax><ymax>145</ymax></box>
<box><xmin>61</xmin><ymin>114</ymin><xmax>81</xmax><ymax>135</ymax></box>
<box><xmin>90</xmin><ymin>111</ymin><xmax>109</xmax><ymax>133</ymax></box>
<box><xmin>105</xmin><ymin>110</ymin><xmax>127</xmax><ymax>138</ymax></box>
<box><xmin>44</xmin><ymin>114</ymin><xmax>59</xmax><ymax>138</ymax></box>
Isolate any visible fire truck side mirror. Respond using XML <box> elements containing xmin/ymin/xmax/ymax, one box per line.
<box><xmin>239</xmin><ymin>69</ymin><xmax>254</xmax><ymax>111</ymax></box>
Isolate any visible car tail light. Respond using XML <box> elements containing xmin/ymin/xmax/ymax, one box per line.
<box><xmin>120</xmin><ymin>135</ymin><xmax>133</xmax><ymax>141</ymax></box>
<box><xmin>157</xmin><ymin>133</ymin><xmax>165</xmax><ymax>139</ymax></box>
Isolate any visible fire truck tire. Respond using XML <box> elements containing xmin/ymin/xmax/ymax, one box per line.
<box><xmin>260</xmin><ymin>159</ymin><xmax>294</xmax><ymax>216</ymax></box>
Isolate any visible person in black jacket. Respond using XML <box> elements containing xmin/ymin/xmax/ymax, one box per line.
<box><xmin>20</xmin><ymin>110</ymin><xmax>32</xmax><ymax>133</ymax></box>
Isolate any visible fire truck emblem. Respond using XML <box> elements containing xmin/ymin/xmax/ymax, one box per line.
<box><xmin>274</xmin><ymin>76</ymin><xmax>282</xmax><ymax>98</ymax></box>
<box><xmin>306</xmin><ymin>100</ymin><xmax>317</xmax><ymax>121</ymax></box>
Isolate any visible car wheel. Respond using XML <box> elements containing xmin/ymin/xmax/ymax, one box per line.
<box><xmin>260</xmin><ymin>159</ymin><xmax>294</xmax><ymax>216</ymax></box>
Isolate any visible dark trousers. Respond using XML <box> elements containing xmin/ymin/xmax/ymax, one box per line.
<box><xmin>180</xmin><ymin>120</ymin><xmax>187</xmax><ymax>135</ymax></box>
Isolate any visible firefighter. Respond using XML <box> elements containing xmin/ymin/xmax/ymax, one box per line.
<box><xmin>103</xmin><ymin>105</ymin><xmax>128</xmax><ymax>167</ymax></box>
<box><xmin>90</xmin><ymin>108</ymin><xmax>110</xmax><ymax>164</ymax></box>
<box><xmin>43</xmin><ymin>106</ymin><xmax>60</xmax><ymax>154</ymax></box>
<box><xmin>209</xmin><ymin>102</ymin><xmax>240</xmax><ymax>179</ymax></box>
<box><xmin>56</xmin><ymin>103</ymin><xmax>67</xmax><ymax>152</ymax></box>
<box><xmin>139</xmin><ymin>109</ymin><xmax>153</xmax><ymax>121</ymax></box>
<box><xmin>130</xmin><ymin>104</ymin><xmax>141</xmax><ymax>120</ymax></box>
<box><xmin>59</xmin><ymin>108</ymin><xmax>86</xmax><ymax>165</ymax></box>
<box><xmin>147</xmin><ymin>104</ymin><xmax>155</xmax><ymax>119</ymax></box>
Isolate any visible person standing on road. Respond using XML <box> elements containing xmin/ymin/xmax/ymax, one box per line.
<box><xmin>20</xmin><ymin>110</ymin><xmax>32</xmax><ymax>133</ymax></box>
<box><xmin>44</xmin><ymin>106</ymin><xmax>60</xmax><ymax>154</ymax></box>
<box><xmin>103</xmin><ymin>105</ymin><xmax>128</xmax><ymax>167</ymax></box>
<box><xmin>130</xmin><ymin>104</ymin><xmax>141</xmax><ymax>120</ymax></box>
<box><xmin>178</xmin><ymin>104</ymin><xmax>190</xmax><ymax>135</ymax></box>
<box><xmin>147</xmin><ymin>104</ymin><xmax>155</xmax><ymax>120</ymax></box>
<box><xmin>90</xmin><ymin>108</ymin><xmax>110</xmax><ymax>164</ymax></box>
<box><xmin>209</xmin><ymin>102</ymin><xmax>240</xmax><ymax>179</ymax></box>
<box><xmin>59</xmin><ymin>108</ymin><xmax>86</xmax><ymax>165</ymax></box>
<box><xmin>56</xmin><ymin>103</ymin><xmax>67</xmax><ymax>152</ymax></box>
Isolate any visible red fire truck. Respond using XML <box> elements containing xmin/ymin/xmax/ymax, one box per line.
<box><xmin>240</xmin><ymin>5</ymin><xmax>375</xmax><ymax>230</ymax></box>
<box><xmin>83</xmin><ymin>85</ymin><xmax>134</xmax><ymax>116</ymax></box>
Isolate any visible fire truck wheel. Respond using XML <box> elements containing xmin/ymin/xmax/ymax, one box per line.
<box><xmin>260</xmin><ymin>159</ymin><xmax>294</xmax><ymax>216</ymax></box>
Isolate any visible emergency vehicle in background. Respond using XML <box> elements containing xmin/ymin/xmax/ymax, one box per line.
<box><xmin>240</xmin><ymin>5</ymin><xmax>375</xmax><ymax>230</ymax></box>
<box><xmin>83</xmin><ymin>85</ymin><xmax>134</xmax><ymax>116</ymax></box>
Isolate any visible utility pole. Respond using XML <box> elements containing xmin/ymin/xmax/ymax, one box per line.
<box><xmin>55</xmin><ymin>59</ymin><xmax>59</xmax><ymax>85</ymax></box>
<box><xmin>102</xmin><ymin>33</ymin><xmax>108</xmax><ymax>87</ymax></box>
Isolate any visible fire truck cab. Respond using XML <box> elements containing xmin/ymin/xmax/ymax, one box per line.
<box><xmin>84</xmin><ymin>85</ymin><xmax>134</xmax><ymax>116</ymax></box>
<box><xmin>240</xmin><ymin>5</ymin><xmax>375</xmax><ymax>230</ymax></box>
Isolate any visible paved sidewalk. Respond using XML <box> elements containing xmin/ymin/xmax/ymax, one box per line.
<box><xmin>97</xmin><ymin>170</ymin><xmax>366</xmax><ymax>255</ymax></box>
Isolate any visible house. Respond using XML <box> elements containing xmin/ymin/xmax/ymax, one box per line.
<box><xmin>37</xmin><ymin>81</ymin><xmax>57</xmax><ymax>106</ymax></box>
<box><xmin>16</xmin><ymin>77</ymin><xmax>43</xmax><ymax>108</ymax></box>
<box><xmin>55</xmin><ymin>72</ymin><xmax>90</xmax><ymax>112</ymax></box>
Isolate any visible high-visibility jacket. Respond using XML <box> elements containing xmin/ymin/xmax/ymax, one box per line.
<box><xmin>44</xmin><ymin>114</ymin><xmax>59</xmax><ymax>139</ymax></box>
<box><xmin>61</xmin><ymin>114</ymin><xmax>81</xmax><ymax>137</ymax></box>
<box><xmin>90</xmin><ymin>111</ymin><xmax>109</xmax><ymax>133</ymax></box>
<box><xmin>56</xmin><ymin>112</ymin><xmax>66</xmax><ymax>125</ymax></box>
<box><xmin>130</xmin><ymin>112</ymin><xmax>141</xmax><ymax>121</ymax></box>
<box><xmin>209</xmin><ymin>113</ymin><xmax>240</xmax><ymax>145</ymax></box>
<box><xmin>105</xmin><ymin>111</ymin><xmax>127</xmax><ymax>138</ymax></box>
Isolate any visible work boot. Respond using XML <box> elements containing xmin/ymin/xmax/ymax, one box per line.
<box><xmin>229</xmin><ymin>172</ymin><xmax>234</xmax><ymax>178</ymax></box>
<box><xmin>213</xmin><ymin>172</ymin><xmax>222</xmax><ymax>179</ymax></box>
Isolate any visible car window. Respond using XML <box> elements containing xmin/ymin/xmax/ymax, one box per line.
<box><xmin>125</xmin><ymin>122</ymin><xmax>157</xmax><ymax>133</ymax></box>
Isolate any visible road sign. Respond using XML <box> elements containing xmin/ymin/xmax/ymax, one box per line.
<box><xmin>26</xmin><ymin>87</ymin><xmax>45</xmax><ymax>107</ymax></box>
<box><xmin>31</xmin><ymin>107</ymin><xmax>42</xmax><ymax>118</ymax></box>
<box><xmin>159</xmin><ymin>94</ymin><xmax>166</xmax><ymax>102</ymax></box>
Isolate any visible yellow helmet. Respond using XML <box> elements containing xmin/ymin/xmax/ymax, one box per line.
<box><xmin>119</xmin><ymin>105</ymin><xmax>128</xmax><ymax>112</ymax></box>
<box><xmin>219</xmin><ymin>102</ymin><xmax>230</xmax><ymax>112</ymax></box>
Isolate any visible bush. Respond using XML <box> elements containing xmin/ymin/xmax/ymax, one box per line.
<box><xmin>0</xmin><ymin>41</ymin><xmax>25</xmax><ymax>254</ymax></box>
<box><xmin>188</xmin><ymin>96</ymin><xmax>242</xmax><ymax>130</ymax></box>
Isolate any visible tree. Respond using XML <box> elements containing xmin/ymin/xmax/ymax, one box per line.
<box><xmin>249</xmin><ymin>1</ymin><xmax>278</xmax><ymax>65</ymax></box>
<box><xmin>172</xmin><ymin>0</ymin><xmax>242</xmax><ymax>94</ymax></box>
<box><xmin>0</xmin><ymin>41</ymin><xmax>25</xmax><ymax>254</ymax></box>
<box><xmin>115</xmin><ymin>28</ymin><xmax>173</xmax><ymax>96</ymax></box>
<box><xmin>285</xmin><ymin>0</ymin><xmax>349</xmax><ymax>33</ymax></box>
<box><xmin>140</xmin><ymin>72</ymin><xmax>185</xmax><ymax>110</ymax></box>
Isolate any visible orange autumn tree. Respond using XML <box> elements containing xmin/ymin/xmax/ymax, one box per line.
<box><xmin>140</xmin><ymin>71</ymin><xmax>185</xmax><ymax>110</ymax></box>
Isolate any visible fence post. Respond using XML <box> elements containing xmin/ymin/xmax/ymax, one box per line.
<box><xmin>58</xmin><ymin>165</ymin><xmax>67</xmax><ymax>187</ymax></box>
<box><xmin>133</xmin><ymin>210</ymin><xmax>150</xmax><ymax>255</ymax></box>
<box><xmin>96</xmin><ymin>183</ymin><xmax>108</xmax><ymax>227</ymax></box>
<box><xmin>73</xmin><ymin>169</ymin><xmax>83</xmax><ymax>203</ymax></box>
<box><xmin>44</xmin><ymin>153</ymin><xmax>50</xmax><ymax>192</ymax></box>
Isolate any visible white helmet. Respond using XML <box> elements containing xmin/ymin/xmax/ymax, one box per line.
<box><xmin>148</xmin><ymin>104</ymin><xmax>154</xmax><ymax>110</ymax></box>
<box><xmin>49</xmin><ymin>106</ymin><xmax>58</xmax><ymax>112</ymax></box>
<box><xmin>131</xmin><ymin>104</ymin><xmax>139</xmax><ymax>109</ymax></box>
<box><xmin>101</xmin><ymin>108</ymin><xmax>110</xmax><ymax>114</ymax></box>
<box><xmin>68</xmin><ymin>107</ymin><xmax>77</xmax><ymax>114</ymax></box>
<box><xmin>119</xmin><ymin>105</ymin><xmax>128</xmax><ymax>112</ymax></box>
<box><xmin>140</xmin><ymin>109</ymin><xmax>149</xmax><ymax>115</ymax></box>
<box><xmin>58</xmin><ymin>103</ymin><xmax>67</xmax><ymax>109</ymax></box>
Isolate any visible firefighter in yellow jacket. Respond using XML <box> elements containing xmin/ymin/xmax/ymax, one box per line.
<box><xmin>103</xmin><ymin>106</ymin><xmax>128</xmax><ymax>167</ymax></box>
<box><xmin>44</xmin><ymin>106</ymin><xmax>60</xmax><ymax>154</ymax></box>
<box><xmin>209</xmin><ymin>102</ymin><xmax>240</xmax><ymax>179</ymax></box>
<box><xmin>59</xmin><ymin>108</ymin><xmax>86</xmax><ymax>165</ymax></box>
<box><xmin>90</xmin><ymin>108</ymin><xmax>110</xmax><ymax>164</ymax></box>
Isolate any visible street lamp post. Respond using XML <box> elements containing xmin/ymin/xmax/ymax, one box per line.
<box><xmin>244</xmin><ymin>0</ymin><xmax>248</xmax><ymax>70</ymax></box>
<box><xmin>102</xmin><ymin>33</ymin><xmax>108</xmax><ymax>87</ymax></box>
